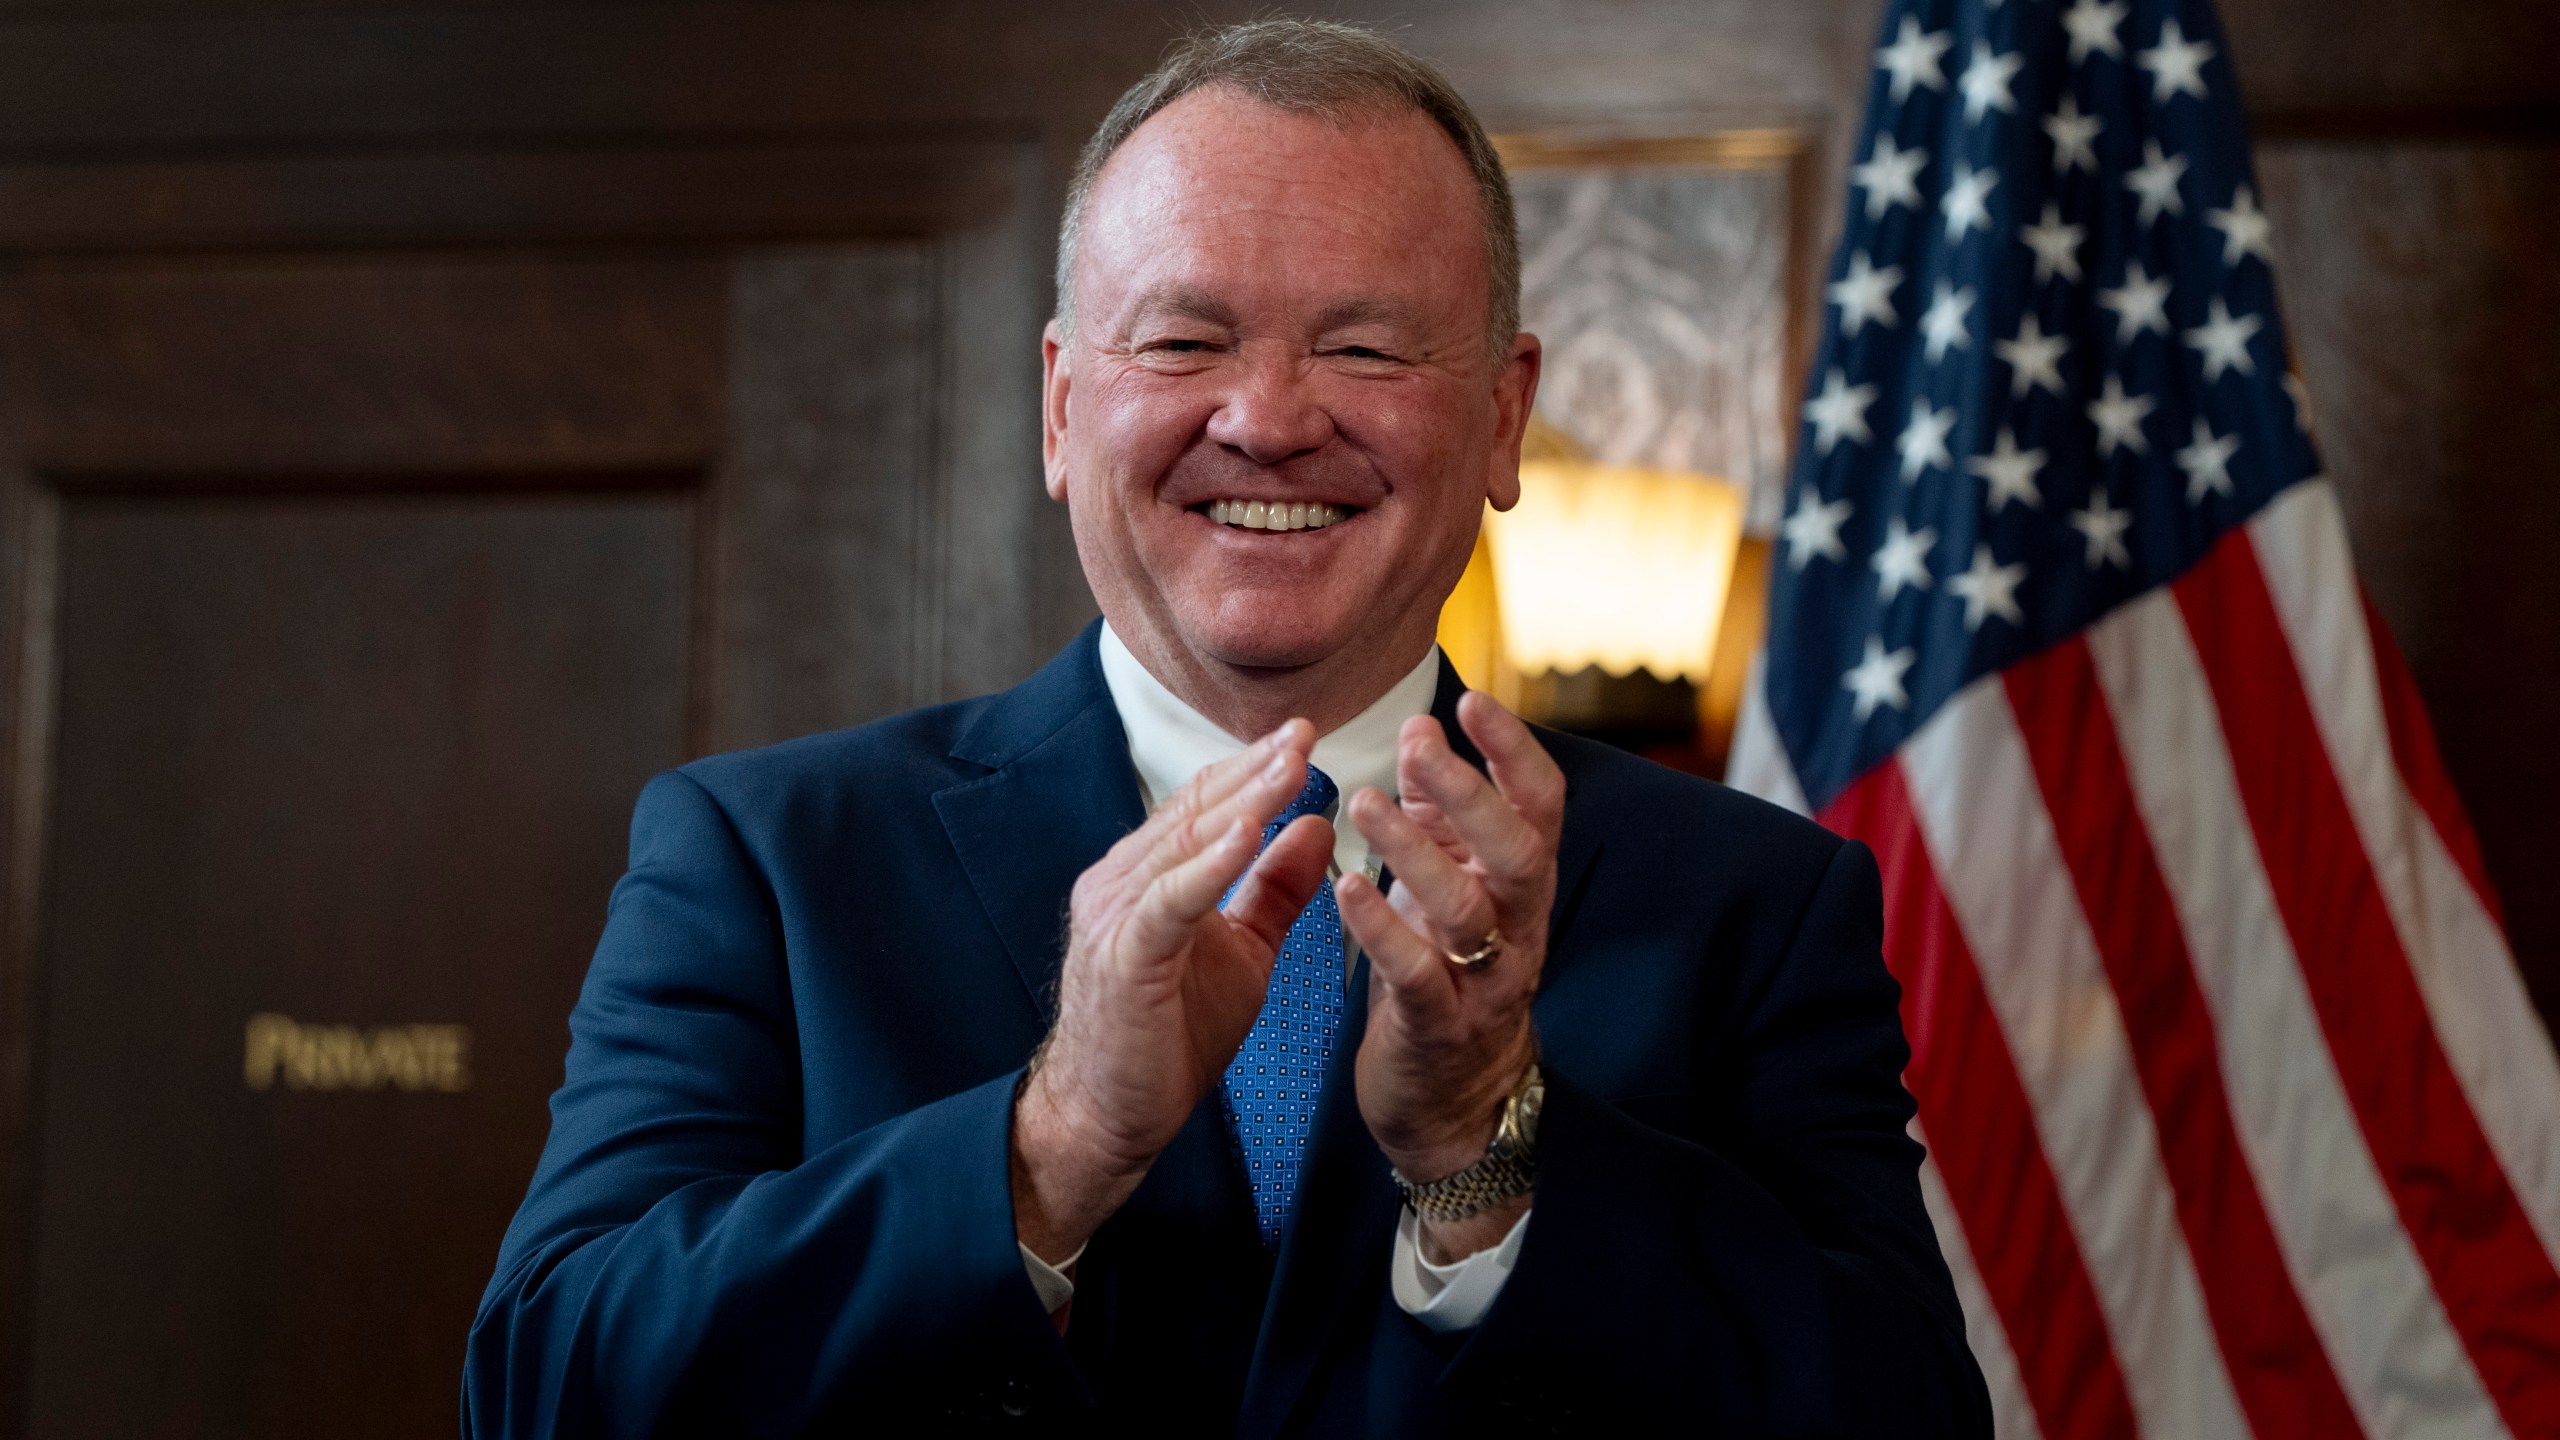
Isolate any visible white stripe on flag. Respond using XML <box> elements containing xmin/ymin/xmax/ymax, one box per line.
<box><xmin>2246</xmin><ymin>482</ymin><xmax>2560</xmax><ymax>1267</ymax></box>
<box><xmin>1727</xmin><ymin>657</ymin><xmax>1811</xmax><ymax>816</ymax></box>
<box><xmin>2085</xmin><ymin>586</ymin><xmax>2506</xmax><ymax>1439</ymax></box>
<box><xmin>1915</xmin><ymin>1132</ymin><xmax>2046</xmax><ymax>1440</ymax></box>
<box><xmin>1901</xmin><ymin>682</ymin><xmax>2250</xmax><ymax>1440</ymax></box>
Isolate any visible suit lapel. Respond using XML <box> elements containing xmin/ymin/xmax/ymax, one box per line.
<box><xmin>932</xmin><ymin>624</ymin><xmax>1146</xmax><ymax>1021</ymax></box>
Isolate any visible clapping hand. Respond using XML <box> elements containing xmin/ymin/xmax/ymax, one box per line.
<box><xmin>1336</xmin><ymin>692</ymin><xmax>1564</xmax><ymax>1261</ymax></box>
<box><xmin>1011</xmin><ymin>721</ymin><xmax>1334</xmax><ymax>1263</ymax></box>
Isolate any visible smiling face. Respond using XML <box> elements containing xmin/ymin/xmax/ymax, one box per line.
<box><xmin>1043</xmin><ymin>85</ymin><xmax>1538</xmax><ymax>734</ymax></box>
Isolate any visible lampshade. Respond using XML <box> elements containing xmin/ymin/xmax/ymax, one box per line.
<box><xmin>1482</xmin><ymin>460</ymin><xmax>1746</xmax><ymax>684</ymax></box>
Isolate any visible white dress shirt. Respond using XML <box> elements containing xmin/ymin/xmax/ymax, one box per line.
<box><xmin>1015</xmin><ymin>624</ymin><xmax>1526</xmax><ymax>1332</ymax></box>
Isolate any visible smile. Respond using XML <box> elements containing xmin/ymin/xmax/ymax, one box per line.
<box><xmin>1199</xmin><ymin>499</ymin><xmax>1356</xmax><ymax>531</ymax></box>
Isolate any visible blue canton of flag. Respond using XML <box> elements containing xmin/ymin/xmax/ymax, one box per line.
<box><xmin>1761</xmin><ymin>0</ymin><xmax>2320</xmax><ymax>812</ymax></box>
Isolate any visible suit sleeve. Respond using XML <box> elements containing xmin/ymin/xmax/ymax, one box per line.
<box><xmin>1443</xmin><ymin>838</ymin><xmax>1994</xmax><ymax>1436</ymax></box>
<box><xmin>463</xmin><ymin>771</ymin><xmax>1080</xmax><ymax>1437</ymax></box>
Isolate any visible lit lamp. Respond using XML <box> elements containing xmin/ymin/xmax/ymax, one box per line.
<box><xmin>1483</xmin><ymin>459</ymin><xmax>1745</xmax><ymax>684</ymax></box>
<box><xmin>1435</xmin><ymin>416</ymin><xmax>1764</xmax><ymax>771</ymax></box>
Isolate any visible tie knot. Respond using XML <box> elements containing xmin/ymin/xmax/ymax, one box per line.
<box><xmin>1269</xmin><ymin>764</ymin><xmax>1337</xmax><ymax>839</ymax></box>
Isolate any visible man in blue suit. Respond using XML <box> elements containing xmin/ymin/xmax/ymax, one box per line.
<box><xmin>468</xmin><ymin>19</ymin><xmax>1989</xmax><ymax>1436</ymax></box>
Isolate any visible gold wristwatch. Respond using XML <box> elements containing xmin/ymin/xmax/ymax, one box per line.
<box><xmin>1391</xmin><ymin>1062</ymin><xmax>1544</xmax><ymax>1223</ymax></box>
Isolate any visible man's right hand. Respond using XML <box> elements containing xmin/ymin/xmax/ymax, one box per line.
<box><xmin>1011</xmin><ymin>720</ymin><xmax>1333</xmax><ymax>1265</ymax></box>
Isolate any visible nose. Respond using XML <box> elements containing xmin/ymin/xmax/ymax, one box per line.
<box><xmin>1203</xmin><ymin>344</ymin><xmax>1335</xmax><ymax>466</ymax></box>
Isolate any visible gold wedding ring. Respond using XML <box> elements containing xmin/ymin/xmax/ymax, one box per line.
<box><xmin>1444</xmin><ymin>930</ymin><xmax>1503</xmax><ymax>971</ymax></box>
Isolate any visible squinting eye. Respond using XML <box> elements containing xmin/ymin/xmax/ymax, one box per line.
<box><xmin>1335</xmin><ymin>346</ymin><xmax>1397</xmax><ymax>362</ymax></box>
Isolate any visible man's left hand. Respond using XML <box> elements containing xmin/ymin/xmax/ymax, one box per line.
<box><xmin>1336</xmin><ymin>690</ymin><xmax>1564</xmax><ymax>1263</ymax></box>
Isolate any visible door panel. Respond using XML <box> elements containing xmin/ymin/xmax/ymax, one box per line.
<box><xmin>30</xmin><ymin>490</ymin><xmax>694</xmax><ymax>1438</ymax></box>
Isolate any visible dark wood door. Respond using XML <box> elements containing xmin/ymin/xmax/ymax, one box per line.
<box><xmin>33</xmin><ymin>488</ymin><xmax>695</xmax><ymax>1436</ymax></box>
<box><xmin>0</xmin><ymin>216</ymin><xmax>1056</xmax><ymax>1437</ymax></box>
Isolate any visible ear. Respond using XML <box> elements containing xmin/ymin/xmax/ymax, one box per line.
<box><xmin>1485</xmin><ymin>331</ymin><xmax>1542</xmax><ymax>513</ymax></box>
<box><xmin>1041</xmin><ymin>319</ymin><xmax>1073</xmax><ymax>503</ymax></box>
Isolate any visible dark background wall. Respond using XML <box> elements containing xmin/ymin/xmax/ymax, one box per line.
<box><xmin>0</xmin><ymin>1</ymin><xmax>2546</xmax><ymax>1434</ymax></box>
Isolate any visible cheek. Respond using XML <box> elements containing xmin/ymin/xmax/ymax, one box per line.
<box><xmin>1330</xmin><ymin>379</ymin><xmax>1493</xmax><ymax>510</ymax></box>
<box><xmin>1075</xmin><ymin>372</ymin><xmax>1209</xmax><ymax>508</ymax></box>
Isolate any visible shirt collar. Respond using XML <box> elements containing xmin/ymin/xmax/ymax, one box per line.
<box><xmin>1097</xmin><ymin>621</ymin><xmax>1441</xmax><ymax>879</ymax></box>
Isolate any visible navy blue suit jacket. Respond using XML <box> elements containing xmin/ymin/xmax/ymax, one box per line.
<box><xmin>467</xmin><ymin>625</ymin><xmax>1990</xmax><ymax>1436</ymax></box>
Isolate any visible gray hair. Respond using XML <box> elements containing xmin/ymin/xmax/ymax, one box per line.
<box><xmin>1053</xmin><ymin>18</ymin><xmax>1521</xmax><ymax>367</ymax></box>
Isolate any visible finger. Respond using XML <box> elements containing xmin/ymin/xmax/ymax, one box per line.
<box><xmin>1398</xmin><ymin>716</ymin><xmax>1547</xmax><ymax>883</ymax></box>
<box><xmin>1124</xmin><ymin>817</ymin><xmax>1260</xmax><ymax>960</ymax></box>
<box><xmin>1134</xmin><ymin>741</ymin><xmax>1304</xmax><ymax>883</ymax></box>
<box><xmin>1334</xmin><ymin>871</ymin><xmax>1458</xmax><ymax>1016</ymax></box>
<box><xmin>1390</xmin><ymin>735</ymin><xmax>1473</xmax><ymax>862</ymax></box>
<box><xmin>1220</xmin><ymin>814</ymin><xmax>1333</xmax><ymax>949</ymax></box>
<box><xmin>1401</xmin><ymin>795</ymin><xmax>1469</xmax><ymax>860</ymax></box>
<box><xmin>1457</xmin><ymin>691</ymin><xmax>1566</xmax><ymax>839</ymax></box>
<box><xmin>1108</xmin><ymin>719</ymin><xmax>1313</xmax><ymax>872</ymax></box>
<box><xmin>1345</xmin><ymin>787</ymin><xmax>1498</xmax><ymax>950</ymax></box>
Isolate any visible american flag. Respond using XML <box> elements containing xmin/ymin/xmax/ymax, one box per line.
<box><xmin>1724</xmin><ymin>0</ymin><xmax>2560</xmax><ymax>1434</ymax></box>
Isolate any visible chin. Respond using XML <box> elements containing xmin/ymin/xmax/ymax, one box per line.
<box><xmin>1181</xmin><ymin>589</ymin><xmax>1368</xmax><ymax>672</ymax></box>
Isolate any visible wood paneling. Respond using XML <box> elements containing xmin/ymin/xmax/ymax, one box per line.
<box><xmin>30</xmin><ymin>490</ymin><xmax>692</xmax><ymax>1439</ymax></box>
<box><xmin>0</xmin><ymin>138</ymin><xmax>1026</xmax><ymax>254</ymax></box>
<box><xmin>19</xmin><ymin>254</ymin><xmax>725</xmax><ymax>475</ymax></box>
<box><xmin>710</xmin><ymin>245</ymin><xmax>944</xmax><ymax>746</ymax></box>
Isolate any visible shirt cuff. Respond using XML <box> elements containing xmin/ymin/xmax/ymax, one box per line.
<box><xmin>1389</xmin><ymin>1205</ymin><xmax>1531</xmax><ymax>1332</ymax></box>
<box><xmin>1020</xmin><ymin>1239</ymin><xmax>1086</xmax><ymax>1315</ymax></box>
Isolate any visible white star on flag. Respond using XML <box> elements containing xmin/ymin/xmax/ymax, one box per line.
<box><xmin>2208</xmin><ymin>184</ymin><xmax>2275</xmax><ymax>267</ymax></box>
<box><xmin>2136</xmin><ymin>18</ymin><xmax>2216</xmax><ymax>102</ymax></box>
<box><xmin>2062</xmin><ymin>0</ymin><xmax>2128</xmax><ymax>63</ymax></box>
<box><xmin>1959</xmin><ymin>41</ymin><xmax>2024</xmax><ymax>122</ymax></box>
<box><xmin>1876</xmin><ymin>16</ymin><xmax>1954</xmax><ymax>102</ymax></box>
<box><xmin>1871</xmin><ymin>517</ymin><xmax>1938</xmax><ymax>601</ymax></box>
<box><xmin>1841</xmin><ymin>635</ymin><xmax>1917</xmax><ymax>721</ymax></box>
<box><xmin>2044</xmin><ymin>94</ymin><xmax>2103</xmax><ymax>174</ymax></box>
<box><xmin>2098</xmin><ymin>260</ymin><xmax>2173</xmax><ymax>343</ymax></box>
<box><xmin>1781</xmin><ymin>490</ymin><xmax>1854</xmax><ymax>570</ymax></box>
<box><xmin>1965</xmin><ymin>427</ymin><xmax>2047</xmax><ymax>511</ymax></box>
<box><xmin>1827</xmin><ymin>251</ymin><xmax>1903</xmax><ymax>334</ymax></box>
<box><xmin>1921</xmin><ymin>281</ymin><xmax>1976</xmax><ymax>363</ymax></box>
<box><xmin>1803</xmin><ymin>368</ymin><xmax>1879</xmax><ymax>454</ymax></box>
<box><xmin>1946</xmin><ymin>543</ymin><xmax>2029</xmax><ymax>630</ymax></box>
<box><xmin>1852</xmin><ymin>134</ymin><xmax>1930</xmax><ymax>220</ymax></box>
<box><xmin>1996</xmin><ymin>312</ymin><xmax>2069</xmax><ymax>398</ymax></box>
<box><xmin>1897</xmin><ymin>400</ymin><xmax>1959</xmax><ymax>479</ymax></box>
<box><xmin>2185</xmin><ymin>297</ymin><xmax>2263</xmax><ymax>382</ymax></box>
<box><xmin>2019</xmin><ymin>202</ymin><xmax>2085</xmax><ymax>284</ymax></box>
<box><xmin>1942</xmin><ymin>164</ymin><xmax>1999</xmax><ymax>241</ymax></box>
<box><xmin>2125</xmin><ymin>140</ymin><xmax>2189</xmax><ymax>226</ymax></box>
<box><xmin>2175</xmin><ymin>417</ymin><xmax>2241</xmax><ymax>501</ymax></box>
<box><xmin>2087</xmin><ymin>374</ymin><xmax>2157</xmax><ymax>457</ymax></box>
<box><xmin>2069</xmin><ymin>489</ymin><xmax>2134</xmax><ymax>569</ymax></box>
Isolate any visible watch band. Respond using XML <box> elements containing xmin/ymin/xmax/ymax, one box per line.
<box><xmin>1391</xmin><ymin>1063</ymin><xmax>1544</xmax><ymax>1224</ymax></box>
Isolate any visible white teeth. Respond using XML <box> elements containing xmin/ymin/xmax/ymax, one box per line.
<box><xmin>1206</xmin><ymin>500</ymin><xmax>1348</xmax><ymax>530</ymax></box>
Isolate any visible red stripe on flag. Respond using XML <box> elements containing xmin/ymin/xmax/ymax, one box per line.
<box><xmin>2358</xmin><ymin>590</ymin><xmax>2506</xmax><ymax>927</ymax></box>
<box><xmin>1824</xmin><ymin>761</ymin><xmax>2140</xmax><ymax>1440</ymax></box>
<box><xmin>2004</xmin><ymin>638</ymin><xmax>2365</xmax><ymax>1438</ymax></box>
<box><xmin>2175</xmin><ymin>535</ymin><xmax>2560</xmax><ymax>1430</ymax></box>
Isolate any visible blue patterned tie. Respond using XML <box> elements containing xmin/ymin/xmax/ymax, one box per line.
<box><xmin>1220</xmin><ymin>765</ymin><xmax>1345</xmax><ymax>1248</ymax></box>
